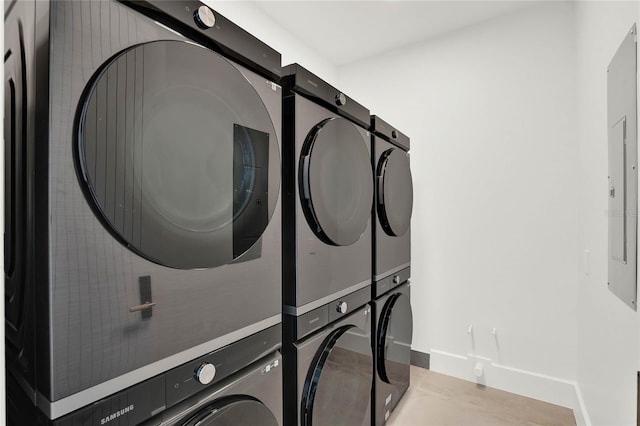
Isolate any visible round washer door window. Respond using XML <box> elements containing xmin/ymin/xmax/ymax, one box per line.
<box><xmin>377</xmin><ymin>148</ymin><xmax>413</xmax><ymax>237</ymax></box>
<box><xmin>377</xmin><ymin>293</ymin><xmax>413</xmax><ymax>386</ymax></box>
<box><xmin>299</xmin><ymin>118</ymin><xmax>373</xmax><ymax>246</ymax></box>
<box><xmin>302</xmin><ymin>325</ymin><xmax>373</xmax><ymax>425</ymax></box>
<box><xmin>182</xmin><ymin>397</ymin><xmax>278</xmax><ymax>426</ymax></box>
<box><xmin>77</xmin><ymin>41</ymin><xmax>279</xmax><ymax>269</ymax></box>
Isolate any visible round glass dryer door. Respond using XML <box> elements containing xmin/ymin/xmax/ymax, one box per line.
<box><xmin>182</xmin><ymin>397</ymin><xmax>278</xmax><ymax>426</ymax></box>
<box><xmin>77</xmin><ymin>41</ymin><xmax>279</xmax><ymax>269</ymax></box>
<box><xmin>376</xmin><ymin>148</ymin><xmax>413</xmax><ymax>237</ymax></box>
<box><xmin>302</xmin><ymin>325</ymin><xmax>373</xmax><ymax>425</ymax></box>
<box><xmin>377</xmin><ymin>293</ymin><xmax>413</xmax><ymax>386</ymax></box>
<box><xmin>299</xmin><ymin>118</ymin><xmax>373</xmax><ymax>246</ymax></box>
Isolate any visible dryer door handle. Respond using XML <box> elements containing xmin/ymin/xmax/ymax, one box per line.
<box><xmin>129</xmin><ymin>302</ymin><xmax>156</xmax><ymax>313</ymax></box>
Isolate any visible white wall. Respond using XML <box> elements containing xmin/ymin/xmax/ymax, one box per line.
<box><xmin>207</xmin><ymin>1</ymin><xmax>339</xmax><ymax>85</ymax></box>
<box><xmin>575</xmin><ymin>2</ymin><xmax>640</xmax><ymax>425</ymax></box>
<box><xmin>339</xmin><ymin>1</ymin><xmax>581</xmax><ymax>408</ymax></box>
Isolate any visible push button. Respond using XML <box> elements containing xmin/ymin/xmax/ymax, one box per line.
<box><xmin>194</xmin><ymin>5</ymin><xmax>216</xmax><ymax>29</ymax></box>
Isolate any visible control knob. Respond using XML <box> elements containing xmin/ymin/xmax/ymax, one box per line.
<box><xmin>393</xmin><ymin>275</ymin><xmax>401</xmax><ymax>284</ymax></box>
<box><xmin>335</xmin><ymin>92</ymin><xmax>347</xmax><ymax>106</ymax></box>
<box><xmin>336</xmin><ymin>301</ymin><xmax>348</xmax><ymax>314</ymax></box>
<box><xmin>194</xmin><ymin>5</ymin><xmax>216</xmax><ymax>29</ymax></box>
<box><xmin>194</xmin><ymin>362</ymin><xmax>216</xmax><ymax>385</ymax></box>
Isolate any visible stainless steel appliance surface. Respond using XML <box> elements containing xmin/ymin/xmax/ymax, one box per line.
<box><xmin>371</xmin><ymin>116</ymin><xmax>413</xmax><ymax>298</ymax></box>
<box><xmin>372</xmin><ymin>282</ymin><xmax>413</xmax><ymax>425</ymax></box>
<box><xmin>5</xmin><ymin>0</ymin><xmax>283</xmax><ymax>421</ymax></box>
<box><xmin>7</xmin><ymin>330</ymin><xmax>282</xmax><ymax>425</ymax></box>
<box><xmin>281</xmin><ymin>64</ymin><xmax>373</xmax><ymax>326</ymax></box>
<box><xmin>283</xmin><ymin>304</ymin><xmax>374</xmax><ymax>426</ymax></box>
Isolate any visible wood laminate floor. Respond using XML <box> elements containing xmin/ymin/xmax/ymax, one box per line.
<box><xmin>386</xmin><ymin>366</ymin><xmax>577</xmax><ymax>426</ymax></box>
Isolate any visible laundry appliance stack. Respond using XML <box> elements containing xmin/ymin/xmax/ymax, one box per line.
<box><xmin>281</xmin><ymin>64</ymin><xmax>375</xmax><ymax>426</ymax></box>
<box><xmin>5</xmin><ymin>1</ymin><xmax>415</xmax><ymax>425</ymax></box>
<box><xmin>5</xmin><ymin>1</ymin><xmax>284</xmax><ymax>424</ymax></box>
<box><xmin>370</xmin><ymin>116</ymin><xmax>414</xmax><ymax>425</ymax></box>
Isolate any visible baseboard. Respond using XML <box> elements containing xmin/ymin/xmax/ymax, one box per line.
<box><xmin>410</xmin><ymin>350</ymin><xmax>430</xmax><ymax>369</ymax></box>
<box><xmin>572</xmin><ymin>379</ymin><xmax>591</xmax><ymax>426</ymax></box>
<box><xmin>430</xmin><ymin>349</ymin><xmax>591</xmax><ymax>425</ymax></box>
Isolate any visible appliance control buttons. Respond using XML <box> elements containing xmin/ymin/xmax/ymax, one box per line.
<box><xmin>391</xmin><ymin>130</ymin><xmax>398</xmax><ymax>139</ymax></box>
<box><xmin>194</xmin><ymin>362</ymin><xmax>216</xmax><ymax>385</ymax></box>
<box><xmin>393</xmin><ymin>275</ymin><xmax>400</xmax><ymax>284</ymax></box>
<box><xmin>336</xmin><ymin>301</ymin><xmax>348</xmax><ymax>314</ymax></box>
<box><xmin>194</xmin><ymin>5</ymin><xmax>216</xmax><ymax>29</ymax></box>
<box><xmin>335</xmin><ymin>92</ymin><xmax>347</xmax><ymax>106</ymax></box>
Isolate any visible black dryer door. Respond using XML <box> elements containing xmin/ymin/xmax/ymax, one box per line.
<box><xmin>76</xmin><ymin>40</ymin><xmax>279</xmax><ymax>269</ymax></box>
<box><xmin>376</xmin><ymin>148</ymin><xmax>413</xmax><ymax>237</ymax></box>
<box><xmin>182</xmin><ymin>396</ymin><xmax>278</xmax><ymax>426</ymax></box>
<box><xmin>377</xmin><ymin>293</ymin><xmax>413</xmax><ymax>387</ymax></box>
<box><xmin>299</xmin><ymin>117</ymin><xmax>373</xmax><ymax>246</ymax></box>
<box><xmin>301</xmin><ymin>325</ymin><xmax>373</xmax><ymax>426</ymax></box>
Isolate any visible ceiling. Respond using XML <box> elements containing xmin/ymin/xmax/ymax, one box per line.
<box><xmin>250</xmin><ymin>1</ymin><xmax>537</xmax><ymax>66</ymax></box>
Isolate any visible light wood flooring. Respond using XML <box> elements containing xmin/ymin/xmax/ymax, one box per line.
<box><xmin>386</xmin><ymin>366</ymin><xmax>577</xmax><ymax>426</ymax></box>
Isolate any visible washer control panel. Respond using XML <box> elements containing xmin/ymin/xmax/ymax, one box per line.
<box><xmin>164</xmin><ymin>324</ymin><xmax>280</xmax><ymax>407</ymax></box>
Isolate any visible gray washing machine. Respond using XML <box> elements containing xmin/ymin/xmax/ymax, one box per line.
<box><xmin>281</xmin><ymin>64</ymin><xmax>373</xmax><ymax>336</ymax></box>
<box><xmin>282</xmin><ymin>304</ymin><xmax>373</xmax><ymax>426</ymax></box>
<box><xmin>371</xmin><ymin>116</ymin><xmax>413</xmax><ymax>298</ymax></box>
<box><xmin>372</xmin><ymin>282</ymin><xmax>413</xmax><ymax>425</ymax></box>
<box><xmin>8</xmin><ymin>330</ymin><xmax>282</xmax><ymax>425</ymax></box>
<box><xmin>5</xmin><ymin>0</ymin><xmax>282</xmax><ymax>422</ymax></box>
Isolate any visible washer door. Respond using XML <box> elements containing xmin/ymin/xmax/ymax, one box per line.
<box><xmin>182</xmin><ymin>396</ymin><xmax>278</xmax><ymax>426</ymax></box>
<box><xmin>76</xmin><ymin>40</ymin><xmax>279</xmax><ymax>269</ymax></box>
<box><xmin>377</xmin><ymin>293</ymin><xmax>413</xmax><ymax>386</ymax></box>
<box><xmin>302</xmin><ymin>325</ymin><xmax>373</xmax><ymax>425</ymax></box>
<box><xmin>299</xmin><ymin>117</ymin><xmax>373</xmax><ymax>246</ymax></box>
<box><xmin>377</xmin><ymin>148</ymin><xmax>413</xmax><ymax>237</ymax></box>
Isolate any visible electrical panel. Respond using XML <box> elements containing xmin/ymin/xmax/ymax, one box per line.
<box><xmin>608</xmin><ymin>24</ymin><xmax>638</xmax><ymax>310</ymax></box>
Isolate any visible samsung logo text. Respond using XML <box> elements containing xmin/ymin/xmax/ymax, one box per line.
<box><xmin>100</xmin><ymin>405</ymin><xmax>134</xmax><ymax>424</ymax></box>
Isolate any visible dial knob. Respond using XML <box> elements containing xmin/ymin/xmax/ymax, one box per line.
<box><xmin>336</xmin><ymin>301</ymin><xmax>348</xmax><ymax>314</ymax></box>
<box><xmin>335</xmin><ymin>92</ymin><xmax>347</xmax><ymax>106</ymax></box>
<box><xmin>194</xmin><ymin>5</ymin><xmax>216</xmax><ymax>29</ymax></box>
<box><xmin>391</xmin><ymin>130</ymin><xmax>398</xmax><ymax>139</ymax></box>
<box><xmin>393</xmin><ymin>275</ymin><xmax>401</xmax><ymax>284</ymax></box>
<box><xmin>194</xmin><ymin>362</ymin><xmax>216</xmax><ymax>385</ymax></box>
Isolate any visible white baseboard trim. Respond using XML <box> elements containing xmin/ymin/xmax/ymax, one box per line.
<box><xmin>430</xmin><ymin>349</ymin><xmax>590</xmax><ymax>425</ymax></box>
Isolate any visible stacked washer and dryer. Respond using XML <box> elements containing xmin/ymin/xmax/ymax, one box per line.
<box><xmin>5</xmin><ymin>1</ymin><xmax>284</xmax><ymax>424</ymax></box>
<box><xmin>370</xmin><ymin>116</ymin><xmax>414</xmax><ymax>425</ymax></box>
<box><xmin>281</xmin><ymin>64</ymin><xmax>375</xmax><ymax>426</ymax></box>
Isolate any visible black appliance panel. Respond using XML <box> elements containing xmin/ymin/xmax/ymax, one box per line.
<box><xmin>299</xmin><ymin>117</ymin><xmax>373</xmax><ymax>247</ymax></box>
<box><xmin>374</xmin><ymin>266</ymin><xmax>410</xmax><ymax>300</ymax></box>
<box><xmin>162</xmin><ymin>351</ymin><xmax>282</xmax><ymax>426</ymax></box>
<box><xmin>376</xmin><ymin>148</ymin><xmax>413</xmax><ymax>238</ymax></box>
<box><xmin>373</xmin><ymin>283</ymin><xmax>412</xmax><ymax>426</ymax></box>
<box><xmin>122</xmin><ymin>1</ymin><xmax>282</xmax><ymax>81</ymax></box>
<box><xmin>370</xmin><ymin>115</ymin><xmax>409</xmax><ymax>151</ymax></box>
<box><xmin>78</xmin><ymin>40</ymin><xmax>278</xmax><ymax>269</ymax></box>
<box><xmin>282</xmin><ymin>64</ymin><xmax>369</xmax><ymax>128</ymax></box>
